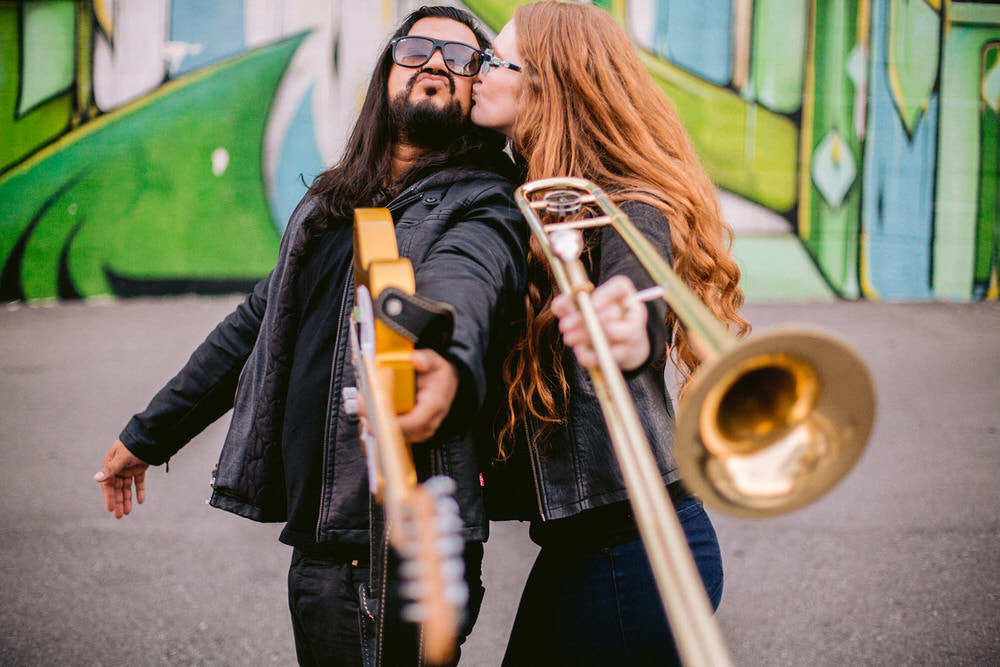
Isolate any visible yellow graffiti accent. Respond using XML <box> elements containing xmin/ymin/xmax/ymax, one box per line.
<box><xmin>858</xmin><ymin>0</ymin><xmax>871</xmax><ymax>54</ymax></box>
<box><xmin>93</xmin><ymin>0</ymin><xmax>113</xmax><ymax>38</ymax></box>
<box><xmin>607</xmin><ymin>0</ymin><xmax>627</xmax><ymax>26</ymax></box>
<box><xmin>798</xmin><ymin>1</ymin><xmax>818</xmax><ymax>241</ymax></box>
<box><xmin>855</xmin><ymin>0</ymin><xmax>871</xmax><ymax>139</ymax></box>
<box><xmin>923</xmin><ymin>0</ymin><xmax>941</xmax><ymax>11</ymax></box>
<box><xmin>858</xmin><ymin>229</ymin><xmax>882</xmax><ymax>300</ymax></box>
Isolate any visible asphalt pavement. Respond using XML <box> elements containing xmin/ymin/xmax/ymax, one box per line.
<box><xmin>1</xmin><ymin>296</ymin><xmax>997</xmax><ymax>665</ymax></box>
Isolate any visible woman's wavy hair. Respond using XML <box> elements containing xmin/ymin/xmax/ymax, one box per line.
<box><xmin>498</xmin><ymin>1</ymin><xmax>750</xmax><ymax>456</ymax></box>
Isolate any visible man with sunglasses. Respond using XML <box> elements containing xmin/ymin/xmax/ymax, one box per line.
<box><xmin>94</xmin><ymin>6</ymin><xmax>526</xmax><ymax>666</ymax></box>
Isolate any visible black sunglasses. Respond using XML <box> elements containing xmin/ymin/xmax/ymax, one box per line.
<box><xmin>390</xmin><ymin>35</ymin><xmax>483</xmax><ymax>77</ymax></box>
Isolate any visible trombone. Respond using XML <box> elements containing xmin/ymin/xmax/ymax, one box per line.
<box><xmin>514</xmin><ymin>177</ymin><xmax>876</xmax><ymax>667</ymax></box>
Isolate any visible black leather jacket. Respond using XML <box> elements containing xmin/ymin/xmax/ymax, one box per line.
<box><xmin>483</xmin><ymin>200</ymin><xmax>677</xmax><ymax>522</ymax></box>
<box><xmin>120</xmin><ymin>164</ymin><xmax>528</xmax><ymax>545</ymax></box>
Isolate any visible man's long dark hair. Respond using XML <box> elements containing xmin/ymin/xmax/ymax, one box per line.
<box><xmin>307</xmin><ymin>5</ymin><xmax>505</xmax><ymax>225</ymax></box>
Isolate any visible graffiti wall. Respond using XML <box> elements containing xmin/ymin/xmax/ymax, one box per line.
<box><xmin>1</xmin><ymin>0</ymin><xmax>997</xmax><ymax>302</ymax></box>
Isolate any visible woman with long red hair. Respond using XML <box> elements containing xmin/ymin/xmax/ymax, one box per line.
<box><xmin>471</xmin><ymin>2</ymin><xmax>749</xmax><ymax>663</ymax></box>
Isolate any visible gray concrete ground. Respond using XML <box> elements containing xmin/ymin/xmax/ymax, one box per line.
<box><xmin>0</xmin><ymin>296</ymin><xmax>998</xmax><ymax>666</ymax></box>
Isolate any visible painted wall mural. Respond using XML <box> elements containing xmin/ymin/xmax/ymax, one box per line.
<box><xmin>1</xmin><ymin>0</ymin><xmax>998</xmax><ymax>302</ymax></box>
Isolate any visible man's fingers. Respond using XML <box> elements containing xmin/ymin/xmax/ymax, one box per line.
<box><xmin>398</xmin><ymin>387</ymin><xmax>446</xmax><ymax>443</ymax></box>
<box><xmin>98</xmin><ymin>471</ymin><xmax>143</xmax><ymax>517</ymax></box>
<box><xmin>135</xmin><ymin>473</ymin><xmax>146</xmax><ymax>505</ymax></box>
<box><xmin>397</xmin><ymin>409</ymin><xmax>436</xmax><ymax>443</ymax></box>
<box><xmin>110</xmin><ymin>477</ymin><xmax>124</xmax><ymax>519</ymax></box>
<box><xmin>411</xmin><ymin>349</ymin><xmax>436</xmax><ymax>372</ymax></box>
<box><xmin>122</xmin><ymin>483</ymin><xmax>133</xmax><ymax>516</ymax></box>
<box><xmin>100</xmin><ymin>480</ymin><xmax>116</xmax><ymax>513</ymax></box>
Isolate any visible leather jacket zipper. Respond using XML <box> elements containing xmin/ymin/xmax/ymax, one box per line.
<box><xmin>315</xmin><ymin>188</ymin><xmax>421</xmax><ymax>542</ymax></box>
<box><xmin>386</xmin><ymin>187</ymin><xmax>424</xmax><ymax>215</ymax></box>
<box><xmin>316</xmin><ymin>262</ymin><xmax>355</xmax><ymax>542</ymax></box>
<box><xmin>523</xmin><ymin>420</ymin><xmax>547</xmax><ymax>521</ymax></box>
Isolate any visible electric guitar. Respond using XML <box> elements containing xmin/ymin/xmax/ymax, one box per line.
<box><xmin>346</xmin><ymin>208</ymin><xmax>467</xmax><ymax>665</ymax></box>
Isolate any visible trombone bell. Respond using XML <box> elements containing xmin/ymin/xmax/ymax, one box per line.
<box><xmin>674</xmin><ymin>328</ymin><xmax>876</xmax><ymax>518</ymax></box>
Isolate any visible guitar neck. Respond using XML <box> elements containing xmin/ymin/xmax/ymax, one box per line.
<box><xmin>359</xmin><ymin>350</ymin><xmax>417</xmax><ymax>510</ymax></box>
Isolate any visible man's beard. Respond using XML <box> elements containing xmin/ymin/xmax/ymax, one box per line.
<box><xmin>389</xmin><ymin>72</ymin><xmax>467</xmax><ymax>150</ymax></box>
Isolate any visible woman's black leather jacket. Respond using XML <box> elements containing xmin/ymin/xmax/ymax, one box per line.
<box><xmin>483</xmin><ymin>200</ymin><xmax>678</xmax><ymax>522</ymax></box>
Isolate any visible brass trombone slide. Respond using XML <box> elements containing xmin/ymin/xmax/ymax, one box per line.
<box><xmin>514</xmin><ymin>177</ymin><xmax>876</xmax><ymax>667</ymax></box>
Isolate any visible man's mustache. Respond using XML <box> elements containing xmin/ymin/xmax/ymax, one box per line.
<box><xmin>406</xmin><ymin>67</ymin><xmax>456</xmax><ymax>95</ymax></box>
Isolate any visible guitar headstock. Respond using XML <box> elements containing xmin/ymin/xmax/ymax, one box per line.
<box><xmin>396</xmin><ymin>476</ymin><xmax>468</xmax><ymax>665</ymax></box>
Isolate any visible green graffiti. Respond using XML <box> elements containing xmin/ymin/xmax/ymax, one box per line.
<box><xmin>751</xmin><ymin>0</ymin><xmax>807</xmax><ymax>113</ymax></box>
<box><xmin>6</xmin><ymin>0</ymin><xmax>992</xmax><ymax>303</ymax></box>
<box><xmin>0</xmin><ymin>34</ymin><xmax>305</xmax><ymax>300</ymax></box>
<box><xmin>464</xmin><ymin>0</ymin><xmax>798</xmax><ymax>213</ymax></box>
<box><xmin>974</xmin><ymin>44</ymin><xmax>999</xmax><ymax>298</ymax></box>
<box><xmin>801</xmin><ymin>0</ymin><xmax>864</xmax><ymax>298</ymax></box>
<box><xmin>0</xmin><ymin>3</ymin><xmax>74</xmax><ymax>171</ymax></box>
<box><xmin>641</xmin><ymin>52</ymin><xmax>798</xmax><ymax>213</ymax></box>
<box><xmin>462</xmin><ymin>0</ymin><xmax>519</xmax><ymax>33</ymax></box>
<box><xmin>19</xmin><ymin>1</ymin><xmax>75</xmax><ymax>115</ymax></box>
<box><xmin>733</xmin><ymin>235</ymin><xmax>836</xmax><ymax>301</ymax></box>
<box><xmin>888</xmin><ymin>0</ymin><xmax>940</xmax><ymax>135</ymax></box>
<box><xmin>935</xmin><ymin>22</ymin><xmax>1000</xmax><ymax>299</ymax></box>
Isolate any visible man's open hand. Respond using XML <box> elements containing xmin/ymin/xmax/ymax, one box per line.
<box><xmin>94</xmin><ymin>440</ymin><xmax>149</xmax><ymax>519</ymax></box>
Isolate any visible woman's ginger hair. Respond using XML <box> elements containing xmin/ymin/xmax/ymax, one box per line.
<box><xmin>498</xmin><ymin>1</ymin><xmax>749</xmax><ymax>456</ymax></box>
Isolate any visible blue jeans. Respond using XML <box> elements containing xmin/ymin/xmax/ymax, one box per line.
<box><xmin>502</xmin><ymin>497</ymin><xmax>723</xmax><ymax>666</ymax></box>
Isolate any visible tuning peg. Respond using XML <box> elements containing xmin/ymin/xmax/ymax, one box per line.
<box><xmin>399</xmin><ymin>559</ymin><xmax>425</xmax><ymax>580</ymax></box>
<box><xmin>435</xmin><ymin>534</ymin><xmax>464</xmax><ymax>556</ymax></box>
<box><xmin>424</xmin><ymin>475</ymin><xmax>457</xmax><ymax>496</ymax></box>
<box><xmin>342</xmin><ymin>386</ymin><xmax>359</xmax><ymax>415</ymax></box>
<box><xmin>434</xmin><ymin>512</ymin><xmax>463</xmax><ymax>534</ymax></box>
<box><xmin>400</xmin><ymin>580</ymin><xmax>429</xmax><ymax>602</ymax></box>
<box><xmin>440</xmin><ymin>558</ymin><xmax>464</xmax><ymax>581</ymax></box>
<box><xmin>401</xmin><ymin>602</ymin><xmax>427</xmax><ymax>624</ymax></box>
<box><xmin>445</xmin><ymin>581</ymin><xmax>470</xmax><ymax>606</ymax></box>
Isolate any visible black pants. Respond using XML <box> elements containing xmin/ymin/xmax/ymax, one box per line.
<box><xmin>287</xmin><ymin>542</ymin><xmax>485</xmax><ymax>666</ymax></box>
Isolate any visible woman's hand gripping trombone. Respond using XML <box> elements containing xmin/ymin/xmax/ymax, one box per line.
<box><xmin>551</xmin><ymin>275</ymin><xmax>654</xmax><ymax>371</ymax></box>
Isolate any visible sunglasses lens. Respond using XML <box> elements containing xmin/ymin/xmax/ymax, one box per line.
<box><xmin>443</xmin><ymin>43</ymin><xmax>481</xmax><ymax>76</ymax></box>
<box><xmin>394</xmin><ymin>37</ymin><xmax>433</xmax><ymax>67</ymax></box>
